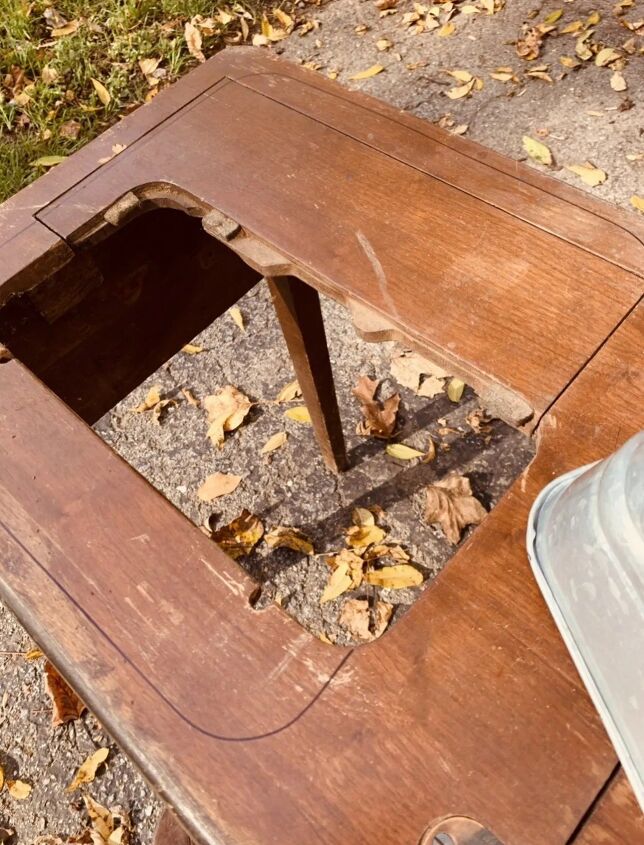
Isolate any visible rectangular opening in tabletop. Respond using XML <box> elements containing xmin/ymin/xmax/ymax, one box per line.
<box><xmin>0</xmin><ymin>208</ymin><xmax>534</xmax><ymax>646</ymax></box>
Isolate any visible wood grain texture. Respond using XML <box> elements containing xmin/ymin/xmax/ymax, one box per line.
<box><xmin>0</xmin><ymin>305</ymin><xmax>641</xmax><ymax>845</ymax></box>
<box><xmin>573</xmin><ymin>771</ymin><xmax>644</xmax><ymax>844</ymax></box>
<box><xmin>0</xmin><ymin>49</ymin><xmax>638</xmax><ymax>425</ymax></box>
<box><xmin>0</xmin><ymin>48</ymin><xmax>643</xmax><ymax>845</ymax></box>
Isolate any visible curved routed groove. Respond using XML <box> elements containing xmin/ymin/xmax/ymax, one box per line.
<box><xmin>0</xmin><ymin>516</ymin><xmax>354</xmax><ymax>742</ymax></box>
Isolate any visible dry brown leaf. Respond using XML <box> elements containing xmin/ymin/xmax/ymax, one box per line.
<box><xmin>90</xmin><ymin>78</ymin><xmax>111</xmax><ymax>107</ymax></box>
<box><xmin>7</xmin><ymin>780</ymin><xmax>31</xmax><ymax>800</ymax></box>
<box><xmin>265</xmin><ymin>526</ymin><xmax>314</xmax><ymax>555</ymax></box>
<box><xmin>425</xmin><ymin>474</ymin><xmax>487</xmax><ymax>544</ymax></box>
<box><xmin>275</xmin><ymin>380</ymin><xmax>301</xmax><ymax>403</ymax></box>
<box><xmin>185</xmin><ymin>21</ymin><xmax>205</xmax><ymax>62</ymax></box>
<box><xmin>353</xmin><ymin>376</ymin><xmax>400</xmax><ymax>439</ymax></box>
<box><xmin>204</xmin><ymin>386</ymin><xmax>252</xmax><ymax>447</ymax></box>
<box><xmin>466</xmin><ymin>408</ymin><xmax>492</xmax><ymax>433</ymax></box>
<box><xmin>365</xmin><ymin>564</ymin><xmax>423</xmax><ymax>589</ymax></box>
<box><xmin>261</xmin><ymin>431</ymin><xmax>288</xmax><ymax>454</ymax></box>
<box><xmin>559</xmin><ymin>55</ymin><xmax>582</xmax><ymax>69</ymax></box>
<box><xmin>346</xmin><ymin>522</ymin><xmax>386</xmax><ymax>550</ymax></box>
<box><xmin>418</xmin><ymin>375</ymin><xmax>445</xmax><ymax>398</ymax></box>
<box><xmin>364</xmin><ymin>543</ymin><xmax>409</xmax><ymax>563</ymax></box>
<box><xmin>59</xmin><ymin>119</ymin><xmax>81</xmax><ymax>140</ymax></box>
<box><xmin>516</xmin><ymin>27</ymin><xmax>542</xmax><ymax>60</ymax></box>
<box><xmin>84</xmin><ymin>795</ymin><xmax>113</xmax><ymax>841</ymax></box>
<box><xmin>211</xmin><ymin>510</ymin><xmax>264</xmax><ymax>559</ymax></box>
<box><xmin>566</xmin><ymin>162</ymin><xmax>607</xmax><ymax>186</ymax></box>
<box><xmin>44</xmin><ymin>661</ymin><xmax>86</xmax><ymax>726</ymax></box>
<box><xmin>284</xmin><ymin>406</ymin><xmax>312</xmax><ymax>424</ymax></box>
<box><xmin>52</xmin><ymin>20</ymin><xmax>80</xmax><ymax>37</ymax></box>
<box><xmin>228</xmin><ymin>306</ymin><xmax>245</xmax><ymax>331</ymax></box>
<box><xmin>197</xmin><ymin>473</ymin><xmax>242</xmax><ymax>502</ymax></box>
<box><xmin>339</xmin><ymin>598</ymin><xmax>392</xmax><ymax>641</ymax></box>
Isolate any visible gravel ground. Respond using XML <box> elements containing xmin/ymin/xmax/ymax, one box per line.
<box><xmin>2</xmin><ymin>0</ymin><xmax>642</xmax><ymax>841</ymax></box>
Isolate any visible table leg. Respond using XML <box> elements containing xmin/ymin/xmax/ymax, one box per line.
<box><xmin>267</xmin><ymin>275</ymin><xmax>347</xmax><ymax>473</ymax></box>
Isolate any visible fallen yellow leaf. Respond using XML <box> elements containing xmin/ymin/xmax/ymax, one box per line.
<box><xmin>91</xmin><ymin>78</ymin><xmax>111</xmax><ymax>106</ymax></box>
<box><xmin>24</xmin><ymin>648</ymin><xmax>43</xmax><ymax>660</ymax></box>
<box><xmin>438</xmin><ymin>22</ymin><xmax>455</xmax><ymax>36</ymax></box>
<box><xmin>229</xmin><ymin>306</ymin><xmax>245</xmax><ymax>330</ymax></box>
<box><xmin>630</xmin><ymin>196</ymin><xmax>644</xmax><ymax>214</ymax></box>
<box><xmin>320</xmin><ymin>562</ymin><xmax>354</xmax><ymax>603</ymax></box>
<box><xmin>365</xmin><ymin>564</ymin><xmax>423</xmax><ymax>589</ymax></box>
<box><xmin>610</xmin><ymin>71</ymin><xmax>627</xmax><ymax>91</ymax></box>
<box><xmin>446</xmin><ymin>79</ymin><xmax>475</xmax><ymax>99</ymax></box>
<box><xmin>182</xmin><ymin>343</ymin><xmax>204</xmax><ymax>355</ymax></box>
<box><xmin>447</xmin><ymin>377</ymin><xmax>465</xmax><ymax>402</ymax></box>
<box><xmin>204</xmin><ymin>386</ymin><xmax>252</xmax><ymax>447</ymax></box>
<box><xmin>522</xmin><ymin>135</ymin><xmax>552</xmax><ymax>165</ymax></box>
<box><xmin>284</xmin><ymin>406</ymin><xmax>312</xmax><ymax>424</ymax></box>
<box><xmin>275</xmin><ymin>380</ymin><xmax>301</xmax><ymax>403</ymax></box>
<box><xmin>197</xmin><ymin>473</ymin><xmax>242</xmax><ymax>502</ymax></box>
<box><xmin>386</xmin><ymin>443</ymin><xmax>424</xmax><ymax>460</ymax></box>
<box><xmin>346</xmin><ymin>523</ymin><xmax>386</xmax><ymax>550</ymax></box>
<box><xmin>7</xmin><ymin>780</ymin><xmax>31</xmax><ymax>800</ymax></box>
<box><xmin>595</xmin><ymin>47</ymin><xmax>621</xmax><ymax>67</ymax></box>
<box><xmin>67</xmin><ymin>748</ymin><xmax>109</xmax><ymax>792</ymax></box>
<box><xmin>566</xmin><ymin>162</ymin><xmax>607</xmax><ymax>186</ymax></box>
<box><xmin>339</xmin><ymin>598</ymin><xmax>392</xmax><ymax>641</ymax></box>
<box><xmin>349</xmin><ymin>64</ymin><xmax>384</xmax><ymax>80</ymax></box>
<box><xmin>261</xmin><ymin>431</ymin><xmax>288</xmax><ymax>454</ymax></box>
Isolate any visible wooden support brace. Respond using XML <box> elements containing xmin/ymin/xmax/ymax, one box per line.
<box><xmin>268</xmin><ymin>275</ymin><xmax>348</xmax><ymax>473</ymax></box>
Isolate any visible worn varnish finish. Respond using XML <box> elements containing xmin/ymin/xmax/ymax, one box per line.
<box><xmin>572</xmin><ymin>771</ymin><xmax>644</xmax><ymax>843</ymax></box>
<box><xmin>0</xmin><ymin>49</ymin><xmax>643</xmax><ymax>845</ymax></box>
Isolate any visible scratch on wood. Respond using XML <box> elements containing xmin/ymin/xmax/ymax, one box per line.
<box><xmin>198</xmin><ymin>556</ymin><xmax>245</xmax><ymax>597</ymax></box>
<box><xmin>356</xmin><ymin>230</ymin><xmax>400</xmax><ymax>321</ymax></box>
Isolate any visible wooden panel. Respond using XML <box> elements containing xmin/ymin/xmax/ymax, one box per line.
<box><xmin>0</xmin><ymin>305</ymin><xmax>641</xmax><ymax>845</ymax></box>
<box><xmin>0</xmin><ymin>360</ymin><xmax>349</xmax><ymax>739</ymax></box>
<box><xmin>573</xmin><ymin>772</ymin><xmax>643</xmax><ymax>843</ymax></box>
<box><xmin>30</xmin><ymin>70</ymin><xmax>643</xmax><ymax>424</ymax></box>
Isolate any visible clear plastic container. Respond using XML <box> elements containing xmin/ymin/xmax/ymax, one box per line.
<box><xmin>527</xmin><ymin>431</ymin><xmax>644</xmax><ymax>811</ymax></box>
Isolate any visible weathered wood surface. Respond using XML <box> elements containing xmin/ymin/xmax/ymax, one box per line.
<box><xmin>0</xmin><ymin>48</ymin><xmax>643</xmax><ymax>845</ymax></box>
<box><xmin>573</xmin><ymin>771</ymin><xmax>644</xmax><ymax>844</ymax></box>
<box><xmin>2</xmin><ymin>49</ymin><xmax>642</xmax><ymax>426</ymax></box>
<box><xmin>0</xmin><ymin>303</ymin><xmax>641</xmax><ymax>844</ymax></box>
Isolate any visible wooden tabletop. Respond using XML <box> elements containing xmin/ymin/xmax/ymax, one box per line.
<box><xmin>0</xmin><ymin>48</ymin><xmax>642</xmax><ymax>845</ymax></box>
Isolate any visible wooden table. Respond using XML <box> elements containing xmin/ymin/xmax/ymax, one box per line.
<box><xmin>0</xmin><ymin>48</ymin><xmax>642</xmax><ymax>844</ymax></box>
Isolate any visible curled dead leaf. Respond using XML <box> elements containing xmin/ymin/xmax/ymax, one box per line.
<box><xmin>211</xmin><ymin>510</ymin><xmax>264</xmax><ymax>560</ymax></box>
<box><xmin>353</xmin><ymin>375</ymin><xmax>400</xmax><ymax>439</ymax></box>
<box><xmin>185</xmin><ymin>21</ymin><xmax>205</xmax><ymax>62</ymax></box>
<box><xmin>339</xmin><ymin>598</ymin><xmax>393</xmax><ymax>641</ymax></box>
<box><xmin>265</xmin><ymin>526</ymin><xmax>314</xmax><ymax>555</ymax></box>
<box><xmin>516</xmin><ymin>27</ymin><xmax>542</xmax><ymax>61</ymax></box>
<box><xmin>275</xmin><ymin>380</ymin><xmax>301</xmax><ymax>403</ymax></box>
<box><xmin>425</xmin><ymin>475</ymin><xmax>487</xmax><ymax>544</ymax></box>
<box><xmin>67</xmin><ymin>747</ymin><xmax>109</xmax><ymax>792</ymax></box>
<box><xmin>204</xmin><ymin>386</ymin><xmax>252</xmax><ymax>447</ymax></box>
<box><xmin>44</xmin><ymin>661</ymin><xmax>86</xmax><ymax>726</ymax></box>
<box><xmin>386</xmin><ymin>443</ymin><xmax>424</xmax><ymax>460</ymax></box>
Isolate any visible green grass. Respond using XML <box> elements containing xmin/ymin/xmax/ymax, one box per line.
<box><xmin>0</xmin><ymin>0</ymin><xmax>268</xmax><ymax>200</ymax></box>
